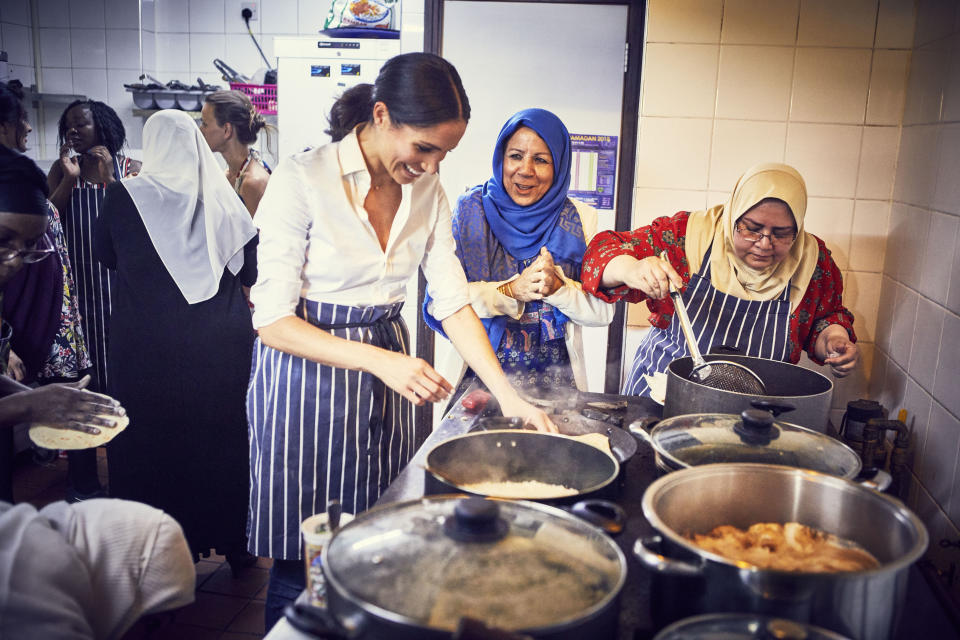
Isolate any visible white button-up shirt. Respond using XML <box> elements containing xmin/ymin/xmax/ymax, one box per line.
<box><xmin>250</xmin><ymin>129</ymin><xmax>470</xmax><ymax>329</ymax></box>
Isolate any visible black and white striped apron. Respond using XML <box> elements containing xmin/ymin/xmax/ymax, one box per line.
<box><xmin>623</xmin><ymin>245</ymin><xmax>791</xmax><ymax>397</ymax></box>
<box><xmin>246</xmin><ymin>299</ymin><xmax>418</xmax><ymax>560</ymax></box>
<box><xmin>60</xmin><ymin>156</ymin><xmax>130</xmax><ymax>392</ymax></box>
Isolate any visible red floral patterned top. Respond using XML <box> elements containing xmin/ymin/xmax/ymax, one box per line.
<box><xmin>580</xmin><ymin>211</ymin><xmax>856</xmax><ymax>365</ymax></box>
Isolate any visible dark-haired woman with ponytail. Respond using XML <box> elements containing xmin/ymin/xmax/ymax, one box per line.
<box><xmin>248</xmin><ymin>52</ymin><xmax>554</xmax><ymax>629</ymax></box>
<box><xmin>199</xmin><ymin>90</ymin><xmax>272</xmax><ymax>217</ymax></box>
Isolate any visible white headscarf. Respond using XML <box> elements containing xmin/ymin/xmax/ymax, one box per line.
<box><xmin>122</xmin><ymin>109</ymin><xmax>257</xmax><ymax>304</ymax></box>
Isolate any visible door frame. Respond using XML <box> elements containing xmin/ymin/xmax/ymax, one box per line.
<box><xmin>416</xmin><ymin>0</ymin><xmax>645</xmax><ymax>431</ymax></box>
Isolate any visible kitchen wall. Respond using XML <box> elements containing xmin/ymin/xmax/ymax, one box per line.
<box><xmin>872</xmin><ymin>0</ymin><xmax>960</xmax><ymax>576</ymax></box>
<box><xmin>631</xmin><ymin>0</ymin><xmax>915</xmax><ymax>429</ymax></box>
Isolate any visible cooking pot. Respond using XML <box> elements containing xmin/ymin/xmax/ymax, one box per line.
<box><xmin>664</xmin><ymin>355</ymin><xmax>833</xmax><ymax>432</ymax></box>
<box><xmin>634</xmin><ymin>464</ymin><xmax>927</xmax><ymax>640</ymax></box>
<box><xmin>652</xmin><ymin>613</ymin><xmax>851</xmax><ymax>639</ymax></box>
<box><xmin>424</xmin><ymin>430</ymin><xmax>620</xmax><ymax>502</ymax></box>
<box><xmin>631</xmin><ymin>409</ymin><xmax>862</xmax><ymax>479</ymax></box>
<box><xmin>286</xmin><ymin>495</ymin><xmax>628</xmax><ymax>639</ymax></box>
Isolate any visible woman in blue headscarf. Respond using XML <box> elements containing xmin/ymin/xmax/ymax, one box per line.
<box><xmin>426</xmin><ymin>108</ymin><xmax>613</xmax><ymax>392</ymax></box>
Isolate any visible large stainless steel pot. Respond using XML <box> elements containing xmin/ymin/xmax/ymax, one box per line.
<box><xmin>296</xmin><ymin>496</ymin><xmax>627</xmax><ymax>639</ymax></box>
<box><xmin>664</xmin><ymin>355</ymin><xmax>834</xmax><ymax>432</ymax></box>
<box><xmin>634</xmin><ymin>464</ymin><xmax>928</xmax><ymax>640</ymax></box>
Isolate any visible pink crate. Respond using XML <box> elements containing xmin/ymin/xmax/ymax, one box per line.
<box><xmin>229</xmin><ymin>82</ymin><xmax>277</xmax><ymax>115</ymax></box>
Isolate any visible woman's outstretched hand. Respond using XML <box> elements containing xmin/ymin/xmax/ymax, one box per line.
<box><xmin>373</xmin><ymin>351</ymin><xmax>453</xmax><ymax>406</ymax></box>
<box><xmin>604</xmin><ymin>255</ymin><xmax>683</xmax><ymax>300</ymax></box>
<box><xmin>497</xmin><ymin>391</ymin><xmax>558</xmax><ymax>433</ymax></box>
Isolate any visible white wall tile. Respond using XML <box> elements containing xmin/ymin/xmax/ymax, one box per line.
<box><xmin>785</xmin><ymin>123</ymin><xmax>861</xmax><ymax>198</ymax></box>
<box><xmin>641</xmin><ymin>44</ymin><xmax>718</xmax><ymax>118</ymax></box>
<box><xmin>908</xmin><ymin>296</ymin><xmax>945</xmax><ymax>390</ymax></box>
<box><xmin>646</xmin><ymin>0</ymin><xmax>722</xmax><ymax>44</ymax></box>
<box><xmin>720</xmin><ymin>0</ymin><xmax>800</xmax><ymax>45</ymax></box>
<box><xmin>913</xmin><ymin>0</ymin><xmax>958</xmax><ymax>48</ymax></box>
<box><xmin>903</xmin><ymin>45</ymin><xmax>949</xmax><ymax>125</ymax></box>
<box><xmin>919</xmin><ymin>400</ymin><xmax>960</xmax><ymax>509</ymax></box>
<box><xmin>39</xmin><ymin>28</ymin><xmax>72</xmax><ymax>67</ymax></box>
<box><xmin>37</xmin><ymin>0</ymin><xmax>69</xmax><ymax>28</ymax></box>
<box><xmin>947</xmin><ymin>223</ymin><xmax>960</xmax><ymax>316</ymax></box>
<box><xmin>897</xmin><ymin>204</ymin><xmax>930</xmax><ymax>291</ymax></box>
<box><xmin>715</xmin><ymin>45</ymin><xmax>794</xmax><ymax>120</ymax></box>
<box><xmin>261</xmin><ymin>0</ymin><xmax>297</xmax><ymax>34</ymax></box>
<box><xmin>106</xmin><ymin>68</ymin><xmax>136</xmax><ymax>116</ymax></box>
<box><xmin>69</xmin><ymin>0</ymin><xmax>106</xmax><ymax>29</ymax></box>
<box><xmin>845</xmin><ymin>270</ymin><xmax>882</xmax><ymax>341</ymax></box>
<box><xmin>40</xmin><ymin>66</ymin><xmax>74</xmax><ymax>93</ymax></box>
<box><xmin>631</xmin><ymin>188</ymin><xmax>707</xmax><ymax>228</ymax></box>
<box><xmin>893</xmin><ymin>124</ymin><xmax>939</xmax><ymax>207</ymax></box>
<box><xmin>797</xmin><ymin>0</ymin><xmax>878</xmax><ymax>48</ymax></box>
<box><xmin>875</xmin><ymin>275</ymin><xmax>896</xmax><ymax>352</ymax></box>
<box><xmin>791</xmin><ymin>48</ymin><xmax>871</xmax><ymax>123</ymax></box>
<box><xmin>70</xmin><ymin>28</ymin><xmax>107</xmax><ymax>69</ymax></box>
<box><xmin>635</xmin><ymin>117</ymin><xmax>712</xmax><ymax>190</ymax></box>
<box><xmin>189</xmin><ymin>32</ymin><xmax>224</xmax><ymax>76</ymax></box>
<box><xmin>142</xmin><ymin>29</ymin><xmax>156</xmax><ymax>73</ymax></box>
<box><xmin>868</xmin><ymin>341</ymin><xmax>888</xmax><ymax>397</ymax></box>
<box><xmin>806</xmin><ymin>197</ymin><xmax>854</xmax><ymax>270</ymax></box>
<box><xmin>106</xmin><ymin>28</ymin><xmax>140</xmax><ymax>70</ymax></box>
<box><xmin>0</xmin><ymin>0</ymin><xmax>31</xmax><ymax>26</ymax></box>
<box><xmin>889</xmin><ymin>283</ymin><xmax>919</xmax><ymax>368</ymax></box>
<box><xmin>942</xmin><ymin>34</ymin><xmax>960</xmax><ymax>122</ymax></box>
<box><xmin>401</xmin><ymin>0</ymin><xmax>424</xmax><ymax>14</ymax></box>
<box><xmin>880</xmin><ymin>358</ymin><xmax>908</xmax><ymax>419</ymax></box>
<box><xmin>920</xmin><ymin>212</ymin><xmax>959</xmax><ymax>304</ymax></box>
<box><xmin>155</xmin><ymin>32</ymin><xmax>189</xmax><ymax>74</ymax></box>
<box><xmin>142</xmin><ymin>0</ymin><xmax>156</xmax><ymax>32</ymax></box>
<box><xmin>857</xmin><ymin>125</ymin><xmax>899</xmax><ymax>200</ymax></box>
<box><xmin>8</xmin><ymin>64</ymin><xmax>35</xmax><ymax>86</ymax></box>
<box><xmin>224</xmin><ymin>33</ymin><xmax>263</xmax><ymax>79</ymax></box>
<box><xmin>72</xmin><ymin>67</ymin><xmax>108</xmax><ymax>101</ymax></box>
<box><xmin>709</xmin><ymin>120</ymin><xmax>787</xmax><ymax>191</ymax></box>
<box><xmin>399</xmin><ymin>27</ymin><xmax>424</xmax><ymax>55</ymax></box>
<box><xmin>933</xmin><ymin>312</ymin><xmax>960</xmax><ymax>416</ymax></box>
<box><xmin>902</xmin><ymin>376</ymin><xmax>933</xmax><ymax>474</ymax></box>
<box><xmin>876</xmin><ymin>0</ymin><xmax>916</xmax><ymax>48</ymax></box>
<box><xmin>849</xmin><ymin>200</ymin><xmax>890</xmax><ymax>272</ymax></box>
<box><xmin>934</xmin><ymin>123</ymin><xmax>960</xmax><ymax>215</ymax></box>
<box><xmin>156</xmin><ymin>0</ymin><xmax>189</xmax><ymax>32</ymax></box>
<box><xmin>866</xmin><ymin>50</ymin><xmax>910</xmax><ymax>125</ymax></box>
<box><xmin>297</xmin><ymin>0</ymin><xmax>326</xmax><ymax>35</ymax></box>
<box><xmin>0</xmin><ymin>23</ymin><xmax>33</xmax><ymax>67</ymax></box>
<box><xmin>883</xmin><ymin>202</ymin><xmax>912</xmax><ymax>281</ymax></box>
<box><xmin>224</xmin><ymin>0</ymin><xmax>257</xmax><ymax>35</ymax></box>
<box><xmin>189</xmin><ymin>0</ymin><xmax>224</xmax><ymax>32</ymax></box>
<box><xmin>105</xmin><ymin>0</ymin><xmax>140</xmax><ymax>29</ymax></box>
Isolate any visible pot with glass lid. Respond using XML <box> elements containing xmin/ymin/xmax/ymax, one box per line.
<box><xmin>284</xmin><ymin>495</ymin><xmax>627</xmax><ymax>639</ymax></box>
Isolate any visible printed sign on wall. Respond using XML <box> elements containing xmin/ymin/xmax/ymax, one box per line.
<box><xmin>568</xmin><ymin>134</ymin><xmax>618</xmax><ymax>210</ymax></box>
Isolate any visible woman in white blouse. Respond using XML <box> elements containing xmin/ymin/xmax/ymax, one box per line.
<box><xmin>247</xmin><ymin>53</ymin><xmax>553</xmax><ymax>630</ymax></box>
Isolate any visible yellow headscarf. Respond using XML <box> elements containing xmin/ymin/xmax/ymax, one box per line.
<box><xmin>684</xmin><ymin>162</ymin><xmax>819</xmax><ymax>312</ymax></box>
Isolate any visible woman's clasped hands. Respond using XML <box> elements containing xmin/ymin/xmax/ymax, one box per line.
<box><xmin>507</xmin><ymin>247</ymin><xmax>564</xmax><ymax>301</ymax></box>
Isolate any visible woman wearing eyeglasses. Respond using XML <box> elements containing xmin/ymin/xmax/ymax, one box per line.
<box><xmin>581</xmin><ymin>162</ymin><xmax>858</xmax><ymax>398</ymax></box>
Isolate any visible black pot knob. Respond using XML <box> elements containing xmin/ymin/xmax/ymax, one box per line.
<box><xmin>734</xmin><ymin>409</ymin><xmax>780</xmax><ymax>446</ymax></box>
<box><xmin>444</xmin><ymin>497</ymin><xmax>509</xmax><ymax>543</ymax></box>
<box><xmin>749</xmin><ymin>400</ymin><xmax>796</xmax><ymax>417</ymax></box>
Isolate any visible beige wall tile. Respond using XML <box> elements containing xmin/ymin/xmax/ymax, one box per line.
<box><xmin>797</xmin><ymin>0</ymin><xmax>878</xmax><ymax>48</ymax></box>
<box><xmin>785</xmin><ymin>123</ymin><xmax>862</xmax><ymax>197</ymax></box>
<box><xmin>857</xmin><ymin>126</ymin><xmax>900</xmax><ymax>200</ymax></box>
<box><xmin>791</xmin><ymin>48</ymin><xmax>871</xmax><ymax>123</ymax></box>
<box><xmin>641</xmin><ymin>43</ymin><xmax>719</xmax><ymax>118</ymax></box>
<box><xmin>868</xmin><ymin>344</ymin><xmax>888</xmax><ymax>397</ymax></box>
<box><xmin>893</xmin><ymin>124</ymin><xmax>940</xmax><ymax>208</ymax></box>
<box><xmin>631</xmin><ymin>188</ymin><xmax>707</xmax><ymax>228</ymax></box>
<box><xmin>903</xmin><ymin>44</ymin><xmax>950</xmax><ymax>125</ymax></box>
<box><xmin>919</xmin><ymin>212</ymin><xmax>959</xmax><ymax>303</ymax></box>
<box><xmin>866</xmin><ymin>50</ymin><xmax>911</xmax><ymax>125</ymax></box>
<box><xmin>635</xmin><ymin>117</ymin><xmax>713</xmax><ymax>190</ymax></box>
<box><xmin>715</xmin><ymin>45</ymin><xmax>794</xmax><ymax>120</ymax></box>
<box><xmin>880</xmin><ymin>358</ymin><xmax>908</xmax><ymax>418</ymax></box>
<box><xmin>934</xmin><ymin>123</ymin><xmax>960</xmax><ymax>215</ymax></box>
<box><xmin>913</xmin><ymin>0</ymin><xmax>959</xmax><ymax>48</ymax></box>
<box><xmin>941</xmin><ymin>35</ymin><xmax>960</xmax><ymax>122</ymax></box>
<box><xmin>845</xmin><ymin>270</ymin><xmax>882</xmax><ymax>341</ymax></box>
<box><xmin>888</xmin><ymin>283</ymin><xmax>919</xmax><ymax>368</ymax></box>
<box><xmin>918</xmin><ymin>400</ymin><xmax>960</xmax><ymax>510</ymax></box>
<box><xmin>720</xmin><ymin>0</ymin><xmax>800</xmax><ymax>45</ymax></box>
<box><xmin>849</xmin><ymin>200</ymin><xmax>890</xmax><ymax>272</ymax></box>
<box><xmin>895</xmin><ymin>204</ymin><xmax>931</xmax><ymax>291</ymax></box>
<box><xmin>933</xmin><ymin>312</ymin><xmax>960</xmax><ymax>415</ymax></box>
<box><xmin>908</xmin><ymin>297</ymin><xmax>946</xmax><ymax>390</ymax></box>
<box><xmin>646</xmin><ymin>0</ymin><xmax>722</xmax><ymax>44</ymax></box>
<box><xmin>806</xmin><ymin>197</ymin><xmax>854</xmax><ymax>270</ymax></box>
<box><xmin>875</xmin><ymin>0</ymin><xmax>917</xmax><ymax>48</ymax></box>
<box><xmin>708</xmin><ymin>120</ymin><xmax>787</xmax><ymax>190</ymax></box>
<box><xmin>947</xmin><ymin>222</ymin><xmax>960</xmax><ymax>315</ymax></box>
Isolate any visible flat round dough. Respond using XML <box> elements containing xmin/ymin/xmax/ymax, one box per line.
<box><xmin>29</xmin><ymin>413</ymin><xmax>130</xmax><ymax>450</ymax></box>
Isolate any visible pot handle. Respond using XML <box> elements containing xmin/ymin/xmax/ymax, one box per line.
<box><xmin>633</xmin><ymin>535</ymin><xmax>705</xmax><ymax>577</ymax></box>
<box><xmin>628</xmin><ymin>419</ymin><xmax>657</xmax><ymax>443</ymax></box>
<box><xmin>855</xmin><ymin>467</ymin><xmax>893</xmax><ymax>492</ymax></box>
<box><xmin>569</xmin><ymin>500</ymin><xmax>627</xmax><ymax>536</ymax></box>
<box><xmin>284</xmin><ymin>603</ymin><xmax>358</xmax><ymax>639</ymax></box>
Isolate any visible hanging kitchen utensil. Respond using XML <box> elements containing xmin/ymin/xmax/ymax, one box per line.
<box><xmin>213</xmin><ymin>58</ymin><xmax>248</xmax><ymax>83</ymax></box>
<box><xmin>660</xmin><ymin>253</ymin><xmax>766</xmax><ymax>395</ymax></box>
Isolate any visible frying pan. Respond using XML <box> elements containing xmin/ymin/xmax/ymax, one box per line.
<box><xmin>470</xmin><ymin>414</ymin><xmax>638</xmax><ymax>464</ymax></box>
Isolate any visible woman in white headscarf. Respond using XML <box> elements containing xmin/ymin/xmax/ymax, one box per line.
<box><xmin>94</xmin><ymin>110</ymin><xmax>259</xmax><ymax>572</ymax></box>
<box><xmin>0</xmin><ymin>498</ymin><xmax>195</xmax><ymax>640</ymax></box>
<box><xmin>582</xmin><ymin>162</ymin><xmax>859</xmax><ymax>398</ymax></box>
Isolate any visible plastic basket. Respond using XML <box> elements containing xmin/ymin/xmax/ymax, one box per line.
<box><xmin>229</xmin><ymin>82</ymin><xmax>277</xmax><ymax>115</ymax></box>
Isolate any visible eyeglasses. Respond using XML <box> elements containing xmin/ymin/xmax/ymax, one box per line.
<box><xmin>735</xmin><ymin>223</ymin><xmax>796</xmax><ymax>246</ymax></box>
<box><xmin>0</xmin><ymin>234</ymin><xmax>55</xmax><ymax>264</ymax></box>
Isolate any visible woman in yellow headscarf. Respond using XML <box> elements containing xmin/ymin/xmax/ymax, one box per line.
<box><xmin>581</xmin><ymin>162</ymin><xmax>858</xmax><ymax>397</ymax></box>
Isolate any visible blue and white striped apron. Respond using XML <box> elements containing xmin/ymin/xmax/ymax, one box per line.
<box><xmin>246</xmin><ymin>299</ymin><xmax>418</xmax><ymax>560</ymax></box>
<box><xmin>60</xmin><ymin>155</ymin><xmax>130</xmax><ymax>392</ymax></box>
<box><xmin>623</xmin><ymin>245</ymin><xmax>791</xmax><ymax>397</ymax></box>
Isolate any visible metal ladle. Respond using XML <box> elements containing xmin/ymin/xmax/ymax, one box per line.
<box><xmin>661</xmin><ymin>253</ymin><xmax>766</xmax><ymax>395</ymax></box>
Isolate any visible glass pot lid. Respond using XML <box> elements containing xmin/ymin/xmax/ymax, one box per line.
<box><xmin>649</xmin><ymin>409</ymin><xmax>861</xmax><ymax>478</ymax></box>
<box><xmin>653</xmin><ymin>613</ymin><xmax>851</xmax><ymax>640</ymax></box>
<box><xmin>323</xmin><ymin>496</ymin><xmax>626</xmax><ymax>632</ymax></box>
